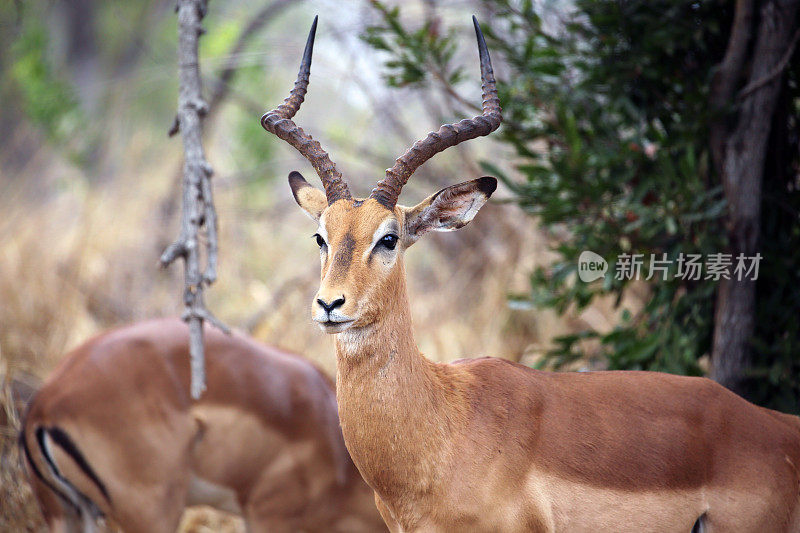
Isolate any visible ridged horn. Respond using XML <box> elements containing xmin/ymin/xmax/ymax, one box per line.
<box><xmin>369</xmin><ymin>16</ymin><xmax>502</xmax><ymax>209</ymax></box>
<box><xmin>260</xmin><ymin>16</ymin><xmax>351</xmax><ymax>204</ymax></box>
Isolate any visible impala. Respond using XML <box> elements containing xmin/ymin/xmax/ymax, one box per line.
<box><xmin>260</xmin><ymin>16</ymin><xmax>800</xmax><ymax>532</ymax></box>
<box><xmin>20</xmin><ymin>318</ymin><xmax>385</xmax><ymax>533</ymax></box>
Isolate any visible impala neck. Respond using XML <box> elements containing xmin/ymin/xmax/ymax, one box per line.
<box><xmin>335</xmin><ymin>266</ymin><xmax>418</xmax><ymax>368</ymax></box>
<box><xmin>333</xmin><ymin>264</ymin><xmax>466</xmax><ymax>499</ymax></box>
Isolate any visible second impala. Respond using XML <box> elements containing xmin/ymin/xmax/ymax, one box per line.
<box><xmin>21</xmin><ymin>318</ymin><xmax>385</xmax><ymax>532</ymax></box>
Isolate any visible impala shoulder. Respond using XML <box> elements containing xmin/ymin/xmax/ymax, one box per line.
<box><xmin>451</xmin><ymin>355</ymin><xmax>546</xmax><ymax>380</ymax></box>
<box><xmin>450</xmin><ymin>356</ymin><xmax>547</xmax><ymax>407</ymax></box>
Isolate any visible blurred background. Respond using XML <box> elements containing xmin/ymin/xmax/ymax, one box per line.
<box><xmin>0</xmin><ymin>0</ymin><xmax>798</xmax><ymax>530</ymax></box>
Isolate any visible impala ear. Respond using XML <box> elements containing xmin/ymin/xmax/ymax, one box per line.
<box><xmin>289</xmin><ymin>171</ymin><xmax>327</xmax><ymax>221</ymax></box>
<box><xmin>402</xmin><ymin>176</ymin><xmax>496</xmax><ymax>245</ymax></box>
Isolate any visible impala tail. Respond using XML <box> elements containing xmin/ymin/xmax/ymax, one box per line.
<box><xmin>20</xmin><ymin>418</ymin><xmax>109</xmax><ymax>530</ymax></box>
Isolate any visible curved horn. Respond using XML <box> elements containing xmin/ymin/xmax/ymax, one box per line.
<box><xmin>370</xmin><ymin>16</ymin><xmax>502</xmax><ymax>209</ymax></box>
<box><xmin>261</xmin><ymin>16</ymin><xmax>351</xmax><ymax>204</ymax></box>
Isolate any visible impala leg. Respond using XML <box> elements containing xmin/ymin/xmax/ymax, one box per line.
<box><xmin>56</xmin><ymin>430</ymin><xmax>192</xmax><ymax>533</ymax></box>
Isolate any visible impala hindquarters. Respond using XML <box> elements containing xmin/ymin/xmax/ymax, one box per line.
<box><xmin>21</xmin><ymin>318</ymin><xmax>385</xmax><ymax>533</ymax></box>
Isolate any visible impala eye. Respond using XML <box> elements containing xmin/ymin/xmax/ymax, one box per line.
<box><xmin>313</xmin><ymin>233</ymin><xmax>326</xmax><ymax>248</ymax></box>
<box><xmin>378</xmin><ymin>234</ymin><xmax>398</xmax><ymax>251</ymax></box>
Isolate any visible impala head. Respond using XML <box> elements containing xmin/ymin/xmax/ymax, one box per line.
<box><xmin>262</xmin><ymin>16</ymin><xmax>501</xmax><ymax>334</ymax></box>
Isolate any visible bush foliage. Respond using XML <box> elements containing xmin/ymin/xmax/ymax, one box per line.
<box><xmin>364</xmin><ymin>0</ymin><xmax>800</xmax><ymax>413</ymax></box>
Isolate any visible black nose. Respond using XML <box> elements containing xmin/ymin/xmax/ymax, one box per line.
<box><xmin>317</xmin><ymin>296</ymin><xmax>345</xmax><ymax>313</ymax></box>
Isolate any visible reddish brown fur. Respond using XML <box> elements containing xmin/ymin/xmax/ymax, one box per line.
<box><xmin>291</xmin><ymin>187</ymin><xmax>800</xmax><ymax>532</ymax></box>
<box><xmin>22</xmin><ymin>318</ymin><xmax>385</xmax><ymax>533</ymax></box>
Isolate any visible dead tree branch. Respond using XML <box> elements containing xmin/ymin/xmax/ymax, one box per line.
<box><xmin>158</xmin><ymin>0</ymin><xmax>292</xmax><ymax>251</ymax></box>
<box><xmin>737</xmin><ymin>26</ymin><xmax>800</xmax><ymax>100</ymax></box>
<box><xmin>160</xmin><ymin>0</ymin><xmax>229</xmax><ymax>400</ymax></box>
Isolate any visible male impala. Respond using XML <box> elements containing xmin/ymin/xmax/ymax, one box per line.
<box><xmin>21</xmin><ymin>318</ymin><xmax>386</xmax><ymax>533</ymax></box>
<box><xmin>261</xmin><ymin>16</ymin><xmax>800</xmax><ymax>533</ymax></box>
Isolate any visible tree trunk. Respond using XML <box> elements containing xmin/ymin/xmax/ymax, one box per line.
<box><xmin>709</xmin><ymin>0</ymin><xmax>800</xmax><ymax>395</ymax></box>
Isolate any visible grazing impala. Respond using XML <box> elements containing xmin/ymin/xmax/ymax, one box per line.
<box><xmin>21</xmin><ymin>318</ymin><xmax>385</xmax><ymax>533</ymax></box>
<box><xmin>260</xmin><ymin>16</ymin><xmax>800</xmax><ymax>532</ymax></box>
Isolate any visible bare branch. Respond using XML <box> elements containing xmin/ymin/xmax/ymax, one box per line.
<box><xmin>159</xmin><ymin>239</ymin><xmax>187</xmax><ymax>264</ymax></box>
<box><xmin>737</xmin><ymin>27</ymin><xmax>800</xmax><ymax>101</ymax></box>
<box><xmin>157</xmin><ymin>0</ymin><xmax>291</xmax><ymax>251</ymax></box>
<box><xmin>182</xmin><ymin>305</ymin><xmax>230</xmax><ymax>335</ymax></box>
<box><xmin>160</xmin><ymin>0</ymin><xmax>228</xmax><ymax>399</ymax></box>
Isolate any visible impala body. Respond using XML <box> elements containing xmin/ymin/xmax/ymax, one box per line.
<box><xmin>21</xmin><ymin>318</ymin><xmax>385</xmax><ymax>533</ymax></box>
<box><xmin>261</xmin><ymin>16</ymin><xmax>800</xmax><ymax>532</ymax></box>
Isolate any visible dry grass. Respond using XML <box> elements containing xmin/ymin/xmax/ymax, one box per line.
<box><xmin>1</xmin><ymin>372</ymin><xmax>43</xmax><ymax>532</ymax></box>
